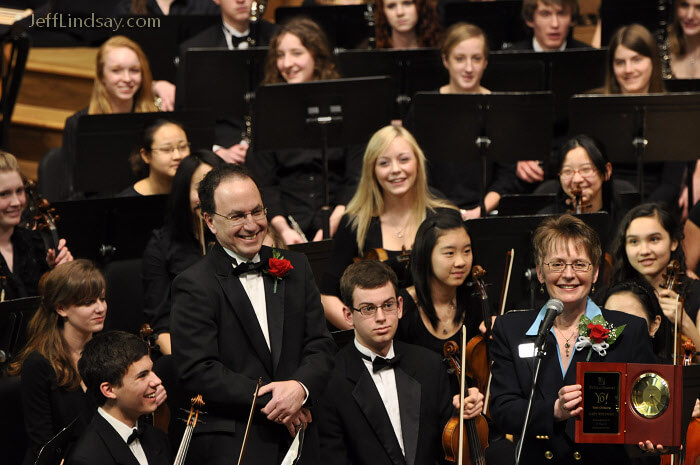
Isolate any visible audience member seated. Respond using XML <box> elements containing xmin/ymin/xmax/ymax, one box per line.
<box><xmin>114</xmin><ymin>0</ymin><xmax>219</xmax><ymax>16</ymax></box>
<box><xmin>609</xmin><ymin>202</ymin><xmax>700</xmax><ymax>353</ymax></box>
<box><xmin>142</xmin><ymin>149</ymin><xmax>224</xmax><ymax>355</ymax></box>
<box><xmin>62</xmin><ymin>36</ymin><xmax>159</xmax><ymax>198</ymax></box>
<box><xmin>120</xmin><ymin>119</ymin><xmax>191</xmax><ymax>197</ymax></box>
<box><xmin>320</xmin><ymin>125</ymin><xmax>457</xmax><ymax>329</ymax></box>
<box><xmin>595</xmin><ymin>24</ymin><xmax>684</xmax><ymax>206</ymax></box>
<box><xmin>249</xmin><ymin>17</ymin><xmax>363</xmax><ymax>243</ymax></box>
<box><xmin>375</xmin><ymin>0</ymin><xmax>442</xmax><ymax>49</ymax></box>
<box><xmin>8</xmin><ymin>260</ymin><xmax>106</xmax><ymax>465</ymax></box>
<box><xmin>604</xmin><ymin>280</ymin><xmax>670</xmax><ymax>361</ymax></box>
<box><xmin>668</xmin><ymin>0</ymin><xmax>700</xmax><ymax>79</ymax></box>
<box><xmin>0</xmin><ymin>152</ymin><xmax>72</xmax><ymax>300</ymax></box>
<box><xmin>684</xmin><ymin>200</ymin><xmax>700</xmax><ymax>279</ymax></box>
<box><xmin>66</xmin><ymin>331</ymin><xmax>169</xmax><ymax>465</ymax></box>
<box><xmin>396</xmin><ymin>210</ymin><xmax>481</xmax><ymax>354</ymax></box>
<box><xmin>508</xmin><ymin>0</ymin><xmax>589</xmax><ymax>51</ymax></box>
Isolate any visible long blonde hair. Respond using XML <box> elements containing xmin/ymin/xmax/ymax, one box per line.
<box><xmin>88</xmin><ymin>36</ymin><xmax>157</xmax><ymax>115</ymax></box>
<box><xmin>345</xmin><ymin>125</ymin><xmax>456</xmax><ymax>251</ymax></box>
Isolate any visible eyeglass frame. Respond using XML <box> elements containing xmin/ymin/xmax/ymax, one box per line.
<box><xmin>543</xmin><ymin>261</ymin><xmax>593</xmax><ymax>273</ymax></box>
<box><xmin>350</xmin><ymin>299</ymin><xmax>399</xmax><ymax>317</ymax></box>
<box><xmin>558</xmin><ymin>165</ymin><xmax>599</xmax><ymax>180</ymax></box>
<box><xmin>150</xmin><ymin>142</ymin><xmax>191</xmax><ymax>155</ymax></box>
<box><xmin>212</xmin><ymin>207</ymin><xmax>268</xmax><ymax>226</ymax></box>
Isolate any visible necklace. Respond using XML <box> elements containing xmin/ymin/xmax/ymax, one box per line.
<box><xmin>438</xmin><ymin>299</ymin><xmax>458</xmax><ymax>335</ymax></box>
<box><xmin>395</xmin><ymin>218</ymin><xmax>412</xmax><ymax>238</ymax></box>
<box><xmin>555</xmin><ymin>326</ymin><xmax>579</xmax><ymax>357</ymax></box>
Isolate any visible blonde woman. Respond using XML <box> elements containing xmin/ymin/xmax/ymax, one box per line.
<box><xmin>320</xmin><ymin>125</ymin><xmax>457</xmax><ymax>329</ymax></box>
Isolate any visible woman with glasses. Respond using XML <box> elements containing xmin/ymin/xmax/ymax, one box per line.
<box><xmin>141</xmin><ymin>149</ymin><xmax>224</xmax><ymax>355</ymax></box>
<box><xmin>609</xmin><ymin>202</ymin><xmax>700</xmax><ymax>354</ymax></box>
<box><xmin>395</xmin><ymin>210</ymin><xmax>481</xmax><ymax>354</ymax></box>
<box><xmin>489</xmin><ymin>214</ymin><xmax>659</xmax><ymax>464</ymax></box>
<box><xmin>120</xmin><ymin>119</ymin><xmax>190</xmax><ymax>197</ymax></box>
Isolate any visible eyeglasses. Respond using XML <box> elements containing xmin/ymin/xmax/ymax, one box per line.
<box><xmin>544</xmin><ymin>261</ymin><xmax>593</xmax><ymax>273</ymax></box>
<box><xmin>213</xmin><ymin>207</ymin><xmax>267</xmax><ymax>226</ymax></box>
<box><xmin>151</xmin><ymin>142</ymin><xmax>191</xmax><ymax>155</ymax></box>
<box><xmin>559</xmin><ymin>165</ymin><xmax>597</xmax><ymax>180</ymax></box>
<box><xmin>351</xmin><ymin>299</ymin><xmax>398</xmax><ymax>317</ymax></box>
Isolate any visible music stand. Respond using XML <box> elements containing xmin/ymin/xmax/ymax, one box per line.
<box><xmin>74</xmin><ymin>111</ymin><xmax>214</xmax><ymax>196</ymax></box>
<box><xmin>253</xmin><ymin>76</ymin><xmax>394</xmax><ymax>237</ymax></box>
<box><xmin>600</xmin><ymin>0</ymin><xmax>664</xmax><ymax>47</ymax></box>
<box><xmin>289</xmin><ymin>239</ymin><xmax>334</xmax><ymax>288</ymax></box>
<box><xmin>275</xmin><ymin>5</ymin><xmax>371</xmax><ymax>50</ymax></box>
<box><xmin>411</xmin><ymin>92</ymin><xmax>553</xmax><ymax>216</ymax></box>
<box><xmin>569</xmin><ymin>93</ymin><xmax>700</xmax><ymax>200</ymax></box>
<box><xmin>465</xmin><ymin>212</ymin><xmax>610</xmax><ymax>312</ymax></box>
<box><xmin>498</xmin><ymin>193</ymin><xmax>556</xmax><ymax>216</ymax></box>
<box><xmin>440</xmin><ymin>0</ymin><xmax>527</xmax><ymax>50</ymax></box>
<box><xmin>0</xmin><ymin>296</ymin><xmax>40</xmax><ymax>368</ymax></box>
<box><xmin>664</xmin><ymin>79</ymin><xmax>700</xmax><ymax>92</ymax></box>
<box><xmin>52</xmin><ymin>195</ymin><xmax>168</xmax><ymax>263</ymax></box>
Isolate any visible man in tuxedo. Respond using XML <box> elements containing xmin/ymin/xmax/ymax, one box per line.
<box><xmin>66</xmin><ymin>331</ymin><xmax>170</xmax><ymax>465</ymax></box>
<box><xmin>317</xmin><ymin>260</ymin><xmax>484</xmax><ymax>465</ymax></box>
<box><xmin>170</xmin><ymin>164</ymin><xmax>336</xmax><ymax>465</ymax></box>
<box><xmin>178</xmin><ymin>0</ymin><xmax>277</xmax><ymax>164</ymax></box>
<box><xmin>509</xmin><ymin>0</ymin><xmax>590</xmax><ymax>52</ymax></box>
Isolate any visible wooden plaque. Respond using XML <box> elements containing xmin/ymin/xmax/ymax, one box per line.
<box><xmin>576</xmin><ymin>362</ymin><xmax>683</xmax><ymax>446</ymax></box>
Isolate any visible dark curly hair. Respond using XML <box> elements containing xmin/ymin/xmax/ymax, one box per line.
<box><xmin>375</xmin><ymin>0</ymin><xmax>442</xmax><ymax>49</ymax></box>
<box><xmin>261</xmin><ymin>17</ymin><xmax>339</xmax><ymax>84</ymax></box>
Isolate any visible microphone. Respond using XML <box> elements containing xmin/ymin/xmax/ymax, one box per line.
<box><xmin>534</xmin><ymin>298</ymin><xmax>564</xmax><ymax>354</ymax></box>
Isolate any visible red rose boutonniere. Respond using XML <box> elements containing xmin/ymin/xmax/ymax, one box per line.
<box><xmin>264</xmin><ymin>250</ymin><xmax>293</xmax><ymax>293</ymax></box>
<box><xmin>576</xmin><ymin>315</ymin><xmax>625</xmax><ymax>361</ymax></box>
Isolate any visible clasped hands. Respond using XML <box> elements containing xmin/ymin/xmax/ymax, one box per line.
<box><xmin>259</xmin><ymin>380</ymin><xmax>310</xmax><ymax>436</ymax></box>
<box><xmin>452</xmin><ymin>387</ymin><xmax>484</xmax><ymax>419</ymax></box>
<box><xmin>555</xmin><ymin>384</ymin><xmax>666</xmax><ymax>453</ymax></box>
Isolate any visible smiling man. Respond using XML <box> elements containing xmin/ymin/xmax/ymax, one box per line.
<box><xmin>170</xmin><ymin>163</ymin><xmax>335</xmax><ymax>465</ymax></box>
<box><xmin>66</xmin><ymin>331</ymin><xmax>169</xmax><ymax>465</ymax></box>
<box><xmin>510</xmin><ymin>0</ymin><xmax>589</xmax><ymax>51</ymax></box>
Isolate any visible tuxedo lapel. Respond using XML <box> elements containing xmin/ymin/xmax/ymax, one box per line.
<box><xmin>394</xmin><ymin>366</ymin><xmax>420</xmax><ymax>465</ymax></box>
<box><xmin>93</xmin><ymin>416</ymin><xmax>141</xmax><ymax>465</ymax></box>
<box><xmin>141</xmin><ymin>428</ymin><xmax>167</xmax><ymax>465</ymax></box>
<box><xmin>261</xmin><ymin>247</ymin><xmax>284</xmax><ymax>373</ymax></box>
<box><xmin>212</xmin><ymin>245</ymin><xmax>273</xmax><ymax>375</ymax></box>
<box><xmin>346</xmin><ymin>349</ymin><xmax>407</xmax><ymax>465</ymax></box>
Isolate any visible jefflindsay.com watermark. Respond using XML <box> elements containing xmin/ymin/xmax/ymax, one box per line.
<box><xmin>28</xmin><ymin>13</ymin><xmax>160</xmax><ymax>32</ymax></box>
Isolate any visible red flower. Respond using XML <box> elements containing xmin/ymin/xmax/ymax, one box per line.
<box><xmin>587</xmin><ymin>323</ymin><xmax>610</xmax><ymax>344</ymax></box>
<box><xmin>268</xmin><ymin>257</ymin><xmax>293</xmax><ymax>278</ymax></box>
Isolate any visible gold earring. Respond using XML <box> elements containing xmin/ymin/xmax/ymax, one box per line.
<box><xmin>539</xmin><ymin>283</ymin><xmax>545</xmax><ymax>294</ymax></box>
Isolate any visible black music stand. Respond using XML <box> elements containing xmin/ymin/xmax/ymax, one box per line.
<box><xmin>465</xmin><ymin>212</ymin><xmax>610</xmax><ymax>312</ymax></box>
<box><xmin>0</xmin><ymin>296</ymin><xmax>40</xmax><ymax>368</ymax></box>
<box><xmin>275</xmin><ymin>5</ymin><xmax>371</xmax><ymax>50</ymax></box>
<box><xmin>289</xmin><ymin>239</ymin><xmax>334</xmax><ymax>288</ymax></box>
<box><xmin>253</xmin><ymin>76</ymin><xmax>394</xmax><ymax>238</ymax></box>
<box><xmin>411</xmin><ymin>92</ymin><xmax>553</xmax><ymax>216</ymax></box>
<box><xmin>74</xmin><ymin>111</ymin><xmax>214</xmax><ymax>196</ymax></box>
<box><xmin>52</xmin><ymin>195</ymin><xmax>168</xmax><ymax>263</ymax></box>
<box><xmin>498</xmin><ymin>194</ymin><xmax>556</xmax><ymax>216</ymax></box>
<box><xmin>440</xmin><ymin>0</ymin><xmax>526</xmax><ymax>50</ymax></box>
<box><xmin>569</xmin><ymin>93</ymin><xmax>700</xmax><ymax>200</ymax></box>
<box><xmin>600</xmin><ymin>0</ymin><xmax>665</xmax><ymax>47</ymax></box>
<box><xmin>488</xmin><ymin>49</ymin><xmax>607</xmax><ymax>122</ymax></box>
<box><xmin>665</xmin><ymin>79</ymin><xmax>700</xmax><ymax>92</ymax></box>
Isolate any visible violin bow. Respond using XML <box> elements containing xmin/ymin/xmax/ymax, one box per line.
<box><xmin>458</xmin><ymin>325</ymin><xmax>467</xmax><ymax>465</ymax></box>
<box><xmin>237</xmin><ymin>378</ymin><xmax>263</xmax><ymax>465</ymax></box>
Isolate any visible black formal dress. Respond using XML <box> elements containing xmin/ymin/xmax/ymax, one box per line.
<box><xmin>316</xmin><ymin>340</ymin><xmax>455</xmax><ymax>465</ymax></box>
<box><xmin>141</xmin><ymin>226</ymin><xmax>203</xmax><ymax>335</ymax></box>
<box><xmin>0</xmin><ymin>227</ymin><xmax>49</xmax><ymax>300</ymax></box>
<box><xmin>65</xmin><ymin>413</ymin><xmax>171</xmax><ymax>465</ymax></box>
<box><xmin>489</xmin><ymin>300</ymin><xmax>657</xmax><ymax>464</ymax></box>
<box><xmin>249</xmin><ymin>146</ymin><xmax>363</xmax><ymax>238</ymax></box>
<box><xmin>170</xmin><ymin>244</ymin><xmax>336</xmax><ymax>465</ymax></box>
<box><xmin>20</xmin><ymin>352</ymin><xmax>95</xmax><ymax>465</ymax></box>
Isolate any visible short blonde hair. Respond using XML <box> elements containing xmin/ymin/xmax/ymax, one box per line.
<box><xmin>441</xmin><ymin>22</ymin><xmax>489</xmax><ymax>59</ymax></box>
<box><xmin>0</xmin><ymin>150</ymin><xmax>21</xmax><ymax>173</ymax></box>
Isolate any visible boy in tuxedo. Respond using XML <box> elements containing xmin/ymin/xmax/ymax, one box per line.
<box><xmin>66</xmin><ymin>331</ymin><xmax>170</xmax><ymax>465</ymax></box>
<box><xmin>317</xmin><ymin>260</ymin><xmax>484</xmax><ymax>465</ymax></box>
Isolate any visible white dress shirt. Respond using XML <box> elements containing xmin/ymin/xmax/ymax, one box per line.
<box><xmin>354</xmin><ymin>339</ymin><xmax>405</xmax><ymax>455</ymax></box>
<box><xmin>98</xmin><ymin>407</ymin><xmax>149</xmax><ymax>465</ymax></box>
<box><xmin>221</xmin><ymin>21</ymin><xmax>250</xmax><ymax>50</ymax></box>
<box><xmin>533</xmin><ymin>37</ymin><xmax>567</xmax><ymax>52</ymax></box>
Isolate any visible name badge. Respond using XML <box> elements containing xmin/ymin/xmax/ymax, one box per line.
<box><xmin>519</xmin><ymin>342</ymin><xmax>535</xmax><ymax>358</ymax></box>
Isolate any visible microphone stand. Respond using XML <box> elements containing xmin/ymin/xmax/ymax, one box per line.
<box><xmin>514</xmin><ymin>338</ymin><xmax>548</xmax><ymax>465</ymax></box>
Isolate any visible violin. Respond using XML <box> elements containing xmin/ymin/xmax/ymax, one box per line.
<box><xmin>442</xmin><ymin>335</ymin><xmax>488</xmax><ymax>465</ymax></box>
<box><xmin>661</xmin><ymin>260</ymin><xmax>695</xmax><ymax>365</ymax></box>
<box><xmin>569</xmin><ymin>186</ymin><xmax>583</xmax><ymax>215</ymax></box>
<box><xmin>23</xmin><ymin>180</ymin><xmax>59</xmax><ymax>251</ymax></box>
<box><xmin>140</xmin><ymin>324</ymin><xmax>170</xmax><ymax>432</ymax></box>
<box><xmin>173</xmin><ymin>395</ymin><xmax>205</xmax><ymax>465</ymax></box>
<box><xmin>465</xmin><ymin>266</ymin><xmax>491</xmax><ymax>398</ymax></box>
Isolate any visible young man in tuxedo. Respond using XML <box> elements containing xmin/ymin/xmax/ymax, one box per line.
<box><xmin>170</xmin><ymin>163</ymin><xmax>335</xmax><ymax>465</ymax></box>
<box><xmin>66</xmin><ymin>331</ymin><xmax>170</xmax><ymax>465</ymax></box>
<box><xmin>510</xmin><ymin>0</ymin><xmax>588</xmax><ymax>52</ymax></box>
<box><xmin>317</xmin><ymin>260</ymin><xmax>484</xmax><ymax>465</ymax></box>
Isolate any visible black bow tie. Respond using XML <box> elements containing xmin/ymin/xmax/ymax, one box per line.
<box><xmin>232</xmin><ymin>259</ymin><xmax>264</xmax><ymax>276</ymax></box>
<box><xmin>127</xmin><ymin>427</ymin><xmax>143</xmax><ymax>445</ymax></box>
<box><xmin>361</xmin><ymin>353</ymin><xmax>402</xmax><ymax>373</ymax></box>
<box><xmin>230</xmin><ymin>35</ymin><xmax>249</xmax><ymax>48</ymax></box>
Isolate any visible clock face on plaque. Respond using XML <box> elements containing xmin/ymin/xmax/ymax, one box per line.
<box><xmin>631</xmin><ymin>373</ymin><xmax>670</xmax><ymax>419</ymax></box>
